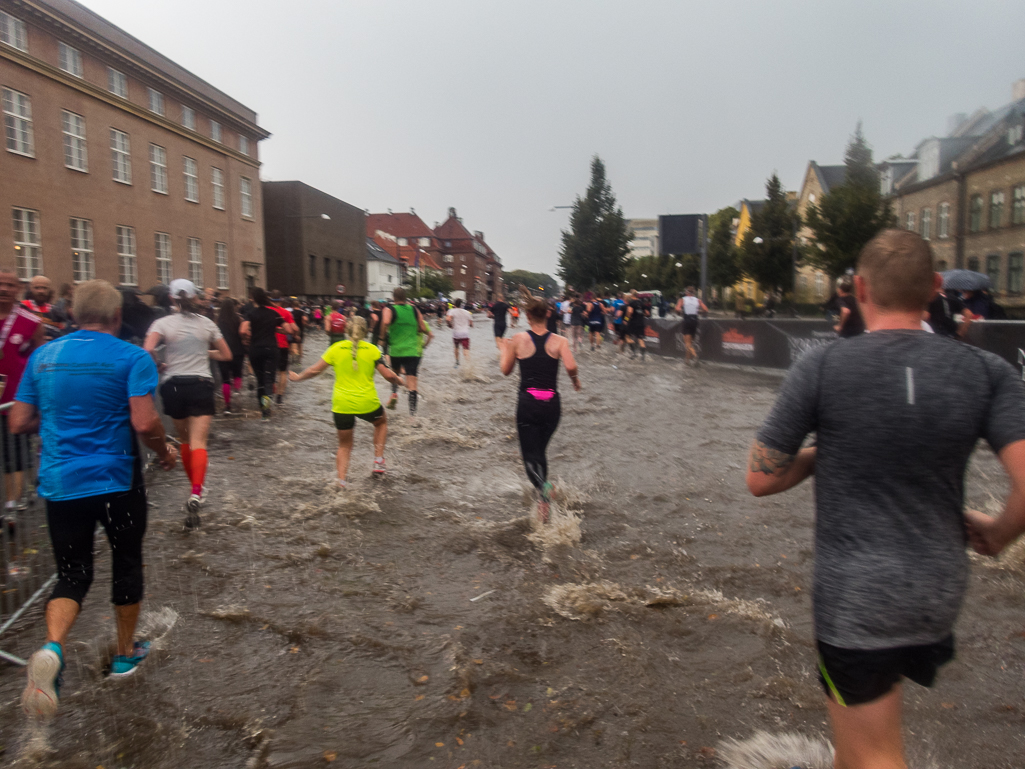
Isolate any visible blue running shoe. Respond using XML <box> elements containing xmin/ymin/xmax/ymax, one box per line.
<box><xmin>110</xmin><ymin>640</ymin><xmax>151</xmax><ymax>678</ymax></box>
<box><xmin>21</xmin><ymin>641</ymin><xmax>64</xmax><ymax>719</ymax></box>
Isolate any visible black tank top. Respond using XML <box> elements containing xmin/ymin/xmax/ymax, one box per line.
<box><xmin>518</xmin><ymin>331</ymin><xmax>559</xmax><ymax>392</ymax></box>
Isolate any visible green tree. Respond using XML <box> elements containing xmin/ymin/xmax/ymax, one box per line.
<box><xmin>622</xmin><ymin>254</ymin><xmax>698</xmax><ymax>297</ymax></box>
<box><xmin>805</xmin><ymin>123</ymin><xmax>895</xmax><ymax>277</ymax></box>
<box><xmin>558</xmin><ymin>155</ymin><xmax>631</xmax><ymax>289</ymax></box>
<box><xmin>502</xmin><ymin>269</ymin><xmax>560</xmax><ymax>297</ymax></box>
<box><xmin>706</xmin><ymin>206</ymin><xmax>741</xmax><ymax>293</ymax></box>
<box><xmin>404</xmin><ymin>268</ymin><xmax>452</xmax><ymax>298</ymax></box>
<box><xmin>739</xmin><ymin>174</ymin><xmax>796</xmax><ymax>293</ymax></box>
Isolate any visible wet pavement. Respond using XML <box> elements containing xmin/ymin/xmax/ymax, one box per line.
<box><xmin>2</xmin><ymin>317</ymin><xmax>1024</xmax><ymax>768</ymax></box>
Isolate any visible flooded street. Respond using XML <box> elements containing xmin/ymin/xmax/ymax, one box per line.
<box><xmin>2</xmin><ymin>317</ymin><xmax>1025</xmax><ymax>768</ymax></box>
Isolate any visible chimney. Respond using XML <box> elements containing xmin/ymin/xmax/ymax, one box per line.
<box><xmin>410</xmin><ymin>207</ymin><xmax>416</xmax><ymax>215</ymax></box>
<box><xmin>1014</xmin><ymin>79</ymin><xmax>1025</xmax><ymax>102</ymax></box>
<box><xmin>387</xmin><ymin>208</ymin><xmax>392</xmax><ymax>214</ymax></box>
<box><xmin>474</xmin><ymin>231</ymin><xmax>484</xmax><ymax>240</ymax></box>
<box><xmin>448</xmin><ymin>207</ymin><xmax>457</xmax><ymax>218</ymax></box>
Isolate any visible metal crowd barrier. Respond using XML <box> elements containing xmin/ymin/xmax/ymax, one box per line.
<box><xmin>0</xmin><ymin>401</ymin><xmax>55</xmax><ymax>666</ymax></box>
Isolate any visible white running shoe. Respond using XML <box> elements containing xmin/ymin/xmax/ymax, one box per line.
<box><xmin>21</xmin><ymin>644</ymin><xmax>63</xmax><ymax>719</ymax></box>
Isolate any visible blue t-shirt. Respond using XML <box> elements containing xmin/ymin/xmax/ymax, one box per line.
<box><xmin>612</xmin><ymin>299</ymin><xmax>625</xmax><ymax>324</ymax></box>
<box><xmin>16</xmin><ymin>330</ymin><xmax>159</xmax><ymax>501</ymax></box>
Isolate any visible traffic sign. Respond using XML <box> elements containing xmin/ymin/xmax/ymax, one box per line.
<box><xmin>336</xmin><ymin>284</ymin><xmax>345</xmax><ymax>294</ymax></box>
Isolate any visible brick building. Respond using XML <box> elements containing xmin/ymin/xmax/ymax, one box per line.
<box><xmin>365</xmin><ymin>210</ymin><xmax>442</xmax><ymax>274</ymax></box>
<box><xmin>434</xmin><ymin>207</ymin><xmax>502</xmax><ymax>302</ymax></box>
<box><xmin>1</xmin><ymin>0</ymin><xmax>269</xmax><ymax>295</ymax></box>
<box><xmin>888</xmin><ymin>80</ymin><xmax>1025</xmax><ymax>308</ymax></box>
<box><xmin>262</xmin><ymin>181</ymin><xmax>367</xmax><ymax>301</ymax></box>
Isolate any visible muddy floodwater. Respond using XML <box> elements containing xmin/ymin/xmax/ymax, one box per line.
<box><xmin>2</xmin><ymin>318</ymin><xmax>1024</xmax><ymax>768</ymax></box>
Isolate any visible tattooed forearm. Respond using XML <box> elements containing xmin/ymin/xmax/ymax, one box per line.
<box><xmin>748</xmin><ymin>440</ymin><xmax>797</xmax><ymax>476</ymax></box>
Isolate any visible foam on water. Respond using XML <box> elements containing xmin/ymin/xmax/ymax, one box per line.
<box><xmin>717</xmin><ymin>731</ymin><xmax>834</xmax><ymax>769</ymax></box>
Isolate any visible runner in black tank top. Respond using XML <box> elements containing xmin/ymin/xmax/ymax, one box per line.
<box><xmin>499</xmin><ymin>288</ymin><xmax>581</xmax><ymax>523</ymax></box>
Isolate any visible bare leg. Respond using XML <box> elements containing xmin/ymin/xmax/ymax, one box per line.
<box><xmin>335</xmin><ymin>429</ymin><xmax>354</xmax><ymax>482</ymax></box>
<box><xmin>185</xmin><ymin>415</ymin><xmax>212</xmax><ymax>451</ymax></box>
<box><xmin>684</xmin><ymin>334</ymin><xmax>695</xmax><ymax>361</ymax></box>
<box><xmin>173</xmin><ymin>419</ymin><xmax>191</xmax><ymax>447</ymax></box>
<box><xmin>826</xmin><ymin>685</ymin><xmax>906</xmax><ymax>769</ymax></box>
<box><xmin>5</xmin><ymin>470</ymin><xmax>23</xmax><ymax>504</ymax></box>
<box><xmin>406</xmin><ymin>374</ymin><xmax>418</xmax><ymax>392</ymax></box>
<box><xmin>44</xmin><ymin>597</ymin><xmax>81</xmax><ymax>648</ymax></box>
<box><xmin>372</xmin><ymin>415</ymin><xmax>388</xmax><ymax>457</ymax></box>
<box><xmin>114</xmin><ymin>602</ymin><xmax>141</xmax><ymax>657</ymax></box>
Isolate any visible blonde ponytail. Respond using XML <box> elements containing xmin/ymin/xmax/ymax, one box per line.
<box><xmin>347</xmin><ymin>316</ymin><xmax>368</xmax><ymax>371</ymax></box>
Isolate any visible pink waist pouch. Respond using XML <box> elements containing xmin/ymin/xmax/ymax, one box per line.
<box><xmin>526</xmin><ymin>388</ymin><xmax>556</xmax><ymax>401</ymax></box>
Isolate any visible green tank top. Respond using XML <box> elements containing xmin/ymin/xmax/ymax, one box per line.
<box><xmin>388</xmin><ymin>303</ymin><xmax>422</xmax><ymax>357</ymax></box>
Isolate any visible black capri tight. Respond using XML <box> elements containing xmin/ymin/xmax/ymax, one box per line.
<box><xmin>515</xmin><ymin>391</ymin><xmax>561</xmax><ymax>491</ymax></box>
<box><xmin>46</xmin><ymin>485</ymin><xmax>148</xmax><ymax>606</ymax></box>
<box><xmin>248</xmin><ymin>346</ymin><xmax>278</xmax><ymax>403</ymax></box>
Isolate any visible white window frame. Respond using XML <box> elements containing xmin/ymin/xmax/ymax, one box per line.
<box><xmin>110</xmin><ymin>128</ymin><xmax>131</xmax><ymax>184</ymax></box>
<box><xmin>58</xmin><ymin>42</ymin><xmax>83</xmax><ymax>78</ymax></box>
<box><xmin>240</xmin><ymin>176</ymin><xmax>253</xmax><ymax>218</ymax></box>
<box><xmin>70</xmin><ymin>217</ymin><xmax>94</xmax><ymax>282</ymax></box>
<box><xmin>215</xmin><ymin>242</ymin><xmax>228</xmax><ymax>289</ymax></box>
<box><xmin>1013</xmin><ymin>186</ymin><xmax>1025</xmax><ymax>226</ymax></box>
<box><xmin>238</xmin><ymin>135</ymin><xmax>249</xmax><ymax>155</ymax></box>
<box><xmin>183</xmin><ymin>156</ymin><xmax>199</xmax><ymax>202</ymax></box>
<box><xmin>920</xmin><ymin>208</ymin><xmax>931</xmax><ymax>241</ymax></box>
<box><xmin>107</xmin><ymin>67</ymin><xmax>128</xmax><ymax>98</ymax></box>
<box><xmin>154</xmin><ymin>232</ymin><xmax>172</xmax><ymax>284</ymax></box>
<box><xmin>3</xmin><ymin>88</ymin><xmax>34</xmax><ymax>156</ymax></box>
<box><xmin>147</xmin><ymin>87</ymin><xmax>164</xmax><ymax>116</ymax></box>
<box><xmin>211</xmin><ymin>167</ymin><xmax>225</xmax><ymax>210</ymax></box>
<box><xmin>181</xmin><ymin>105</ymin><xmax>195</xmax><ymax>130</ymax></box>
<box><xmin>0</xmin><ymin>11</ymin><xmax>28</xmax><ymax>52</ymax></box>
<box><xmin>149</xmin><ymin>144</ymin><xmax>168</xmax><ymax>194</ymax></box>
<box><xmin>905</xmin><ymin>211</ymin><xmax>916</xmax><ymax>231</ymax></box>
<box><xmin>990</xmin><ymin>191</ymin><xmax>1006</xmax><ymax>229</ymax></box>
<box><xmin>12</xmin><ymin>207</ymin><xmax>42</xmax><ymax>279</ymax></box>
<box><xmin>443</xmin><ymin>254</ymin><xmax>453</xmax><ymax>263</ymax></box>
<box><xmin>61</xmin><ymin>110</ymin><xmax>87</xmax><ymax>171</ymax></box>
<box><xmin>116</xmin><ymin>225</ymin><xmax>137</xmax><ymax>286</ymax></box>
<box><xmin>187</xmin><ymin>237</ymin><xmax>203</xmax><ymax>287</ymax></box>
<box><xmin>938</xmin><ymin>202</ymin><xmax>950</xmax><ymax>239</ymax></box>
<box><xmin>210</xmin><ymin>119</ymin><xmax>221</xmax><ymax>143</ymax></box>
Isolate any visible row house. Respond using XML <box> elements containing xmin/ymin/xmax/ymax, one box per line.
<box><xmin>887</xmin><ymin>80</ymin><xmax>1025</xmax><ymax>308</ymax></box>
<box><xmin>1</xmin><ymin>0</ymin><xmax>269</xmax><ymax>294</ymax></box>
<box><xmin>794</xmin><ymin>161</ymin><xmax>847</xmax><ymax>303</ymax></box>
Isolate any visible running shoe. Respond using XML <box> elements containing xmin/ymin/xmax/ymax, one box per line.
<box><xmin>186</xmin><ymin>493</ymin><xmax>201</xmax><ymax>514</ymax></box>
<box><xmin>21</xmin><ymin>642</ymin><xmax>64</xmax><ymax>719</ymax></box>
<box><xmin>223</xmin><ymin>407</ymin><xmax>233</xmax><ymax>416</ymax></box>
<box><xmin>260</xmin><ymin>395</ymin><xmax>272</xmax><ymax>412</ymax></box>
<box><xmin>109</xmin><ymin>641</ymin><xmax>151</xmax><ymax>678</ymax></box>
<box><xmin>386</xmin><ymin>393</ymin><xmax>398</xmax><ymax>410</ymax></box>
<box><xmin>372</xmin><ymin>458</ymin><xmax>387</xmax><ymax>476</ymax></box>
<box><xmin>199</xmin><ymin>486</ymin><xmax>208</xmax><ymax>504</ymax></box>
<box><xmin>276</xmin><ymin>394</ymin><xmax>283</xmax><ymax>405</ymax></box>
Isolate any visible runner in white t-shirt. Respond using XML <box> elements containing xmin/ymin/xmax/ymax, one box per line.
<box><xmin>446</xmin><ymin>298</ymin><xmax>474</xmax><ymax>367</ymax></box>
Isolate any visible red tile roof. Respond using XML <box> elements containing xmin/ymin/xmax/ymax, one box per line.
<box><xmin>366</xmin><ymin>212</ymin><xmax>435</xmax><ymax>239</ymax></box>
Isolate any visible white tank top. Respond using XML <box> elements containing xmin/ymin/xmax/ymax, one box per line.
<box><xmin>682</xmin><ymin>296</ymin><xmax>700</xmax><ymax>315</ymax></box>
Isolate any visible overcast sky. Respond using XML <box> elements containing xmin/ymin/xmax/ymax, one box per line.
<box><xmin>80</xmin><ymin>0</ymin><xmax>1025</xmax><ymax>276</ymax></box>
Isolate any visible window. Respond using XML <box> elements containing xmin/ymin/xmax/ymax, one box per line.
<box><xmin>12</xmin><ymin>208</ymin><xmax>41</xmax><ymax>278</ymax></box>
<box><xmin>938</xmin><ymin>202</ymin><xmax>950</xmax><ymax>239</ymax></box>
<box><xmin>1014</xmin><ymin>186</ymin><xmax>1025</xmax><ymax>226</ymax></box>
<box><xmin>61</xmin><ymin>110</ymin><xmax>87</xmax><ymax>171</ymax></box>
<box><xmin>905</xmin><ymin>211</ymin><xmax>916</xmax><ymax>231</ymax></box>
<box><xmin>183</xmin><ymin>156</ymin><xmax>198</xmax><ymax>202</ymax></box>
<box><xmin>990</xmin><ymin>191</ymin><xmax>1005</xmax><ymax>229</ymax></box>
<box><xmin>211</xmin><ymin>167</ymin><xmax>224</xmax><ymax>209</ymax></box>
<box><xmin>309</xmin><ymin>254</ymin><xmax>315</xmax><ymax>277</ymax></box>
<box><xmin>359</xmin><ymin>264</ymin><xmax>364</xmax><ymax>284</ymax></box>
<box><xmin>107</xmin><ymin>67</ymin><xmax>128</xmax><ymax>98</ymax></box>
<box><xmin>238</xmin><ymin>135</ymin><xmax>249</xmax><ymax>155</ymax></box>
<box><xmin>920</xmin><ymin>208</ymin><xmax>931</xmax><ymax>240</ymax></box>
<box><xmin>3</xmin><ymin>88</ymin><xmax>34</xmax><ymax>156</ymax></box>
<box><xmin>967</xmin><ymin>256</ymin><xmax>980</xmax><ymax>272</ymax></box>
<box><xmin>0</xmin><ymin>11</ymin><xmax>28</xmax><ymax>51</ymax></box>
<box><xmin>148</xmin><ymin>88</ymin><xmax>164</xmax><ymax>116</ymax></box>
<box><xmin>969</xmin><ymin>195</ymin><xmax>983</xmax><ymax>232</ymax></box>
<box><xmin>986</xmin><ymin>254</ymin><xmax>1001</xmax><ymax>292</ymax></box>
<box><xmin>210</xmin><ymin>120</ymin><xmax>221</xmax><ymax>143</ymax></box>
<box><xmin>419</xmin><ymin>237</ymin><xmax>430</xmax><ymax>247</ymax></box>
<box><xmin>387</xmin><ymin>273</ymin><xmax>393</xmax><ymax>283</ymax></box>
<box><xmin>109</xmin><ymin>128</ymin><xmax>131</xmax><ymax>183</ymax></box>
<box><xmin>240</xmin><ymin>177</ymin><xmax>253</xmax><ymax>217</ymax></box>
<box><xmin>215</xmin><ymin>242</ymin><xmax>228</xmax><ymax>289</ymax></box>
<box><xmin>1009</xmin><ymin>253</ymin><xmax>1024</xmax><ymax>295</ymax></box>
<box><xmin>444</xmin><ymin>240</ymin><xmax>451</xmax><ymax>248</ymax></box>
<box><xmin>58</xmin><ymin>43</ymin><xmax>83</xmax><ymax>77</ymax></box>
<box><xmin>149</xmin><ymin>144</ymin><xmax>167</xmax><ymax>193</ymax></box>
<box><xmin>116</xmin><ymin>225</ymin><xmax>137</xmax><ymax>286</ymax></box>
<box><xmin>349</xmin><ymin>262</ymin><xmax>354</xmax><ymax>283</ymax></box>
<box><xmin>445</xmin><ymin>267</ymin><xmax>454</xmax><ymax>276</ymax></box>
<box><xmin>443</xmin><ymin>254</ymin><xmax>453</xmax><ymax>263</ymax></box>
<box><xmin>397</xmin><ymin>237</ymin><xmax>408</xmax><ymax>246</ymax></box>
<box><xmin>460</xmin><ymin>266</ymin><xmax>467</xmax><ymax>275</ymax></box>
<box><xmin>336</xmin><ymin>260</ymin><xmax>342</xmax><ymax>280</ymax></box>
<box><xmin>70</xmin><ymin>218</ymin><xmax>94</xmax><ymax>281</ymax></box>
<box><xmin>155</xmin><ymin>232</ymin><xmax>172</xmax><ymax>284</ymax></box>
<box><xmin>187</xmin><ymin>238</ymin><xmax>202</xmax><ymax>286</ymax></box>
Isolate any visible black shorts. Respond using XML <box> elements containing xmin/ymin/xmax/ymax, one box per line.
<box><xmin>494</xmin><ymin>323</ymin><xmax>507</xmax><ymax>338</ymax></box>
<box><xmin>0</xmin><ymin>411</ymin><xmax>27</xmax><ymax>473</ymax></box>
<box><xmin>333</xmin><ymin>406</ymin><xmax>385</xmax><ymax>431</ymax></box>
<box><xmin>626</xmin><ymin>323</ymin><xmax>645</xmax><ymax>338</ymax></box>
<box><xmin>390</xmin><ymin>356</ymin><xmax>420</xmax><ymax>377</ymax></box>
<box><xmin>278</xmin><ymin>347</ymin><xmax>290</xmax><ymax>371</ymax></box>
<box><xmin>817</xmin><ymin>635</ymin><xmax>955</xmax><ymax>707</ymax></box>
<box><xmin>683</xmin><ymin>315</ymin><xmax>699</xmax><ymax>336</ymax></box>
<box><xmin>615</xmin><ymin>324</ymin><xmax>626</xmax><ymax>338</ymax></box>
<box><xmin>160</xmin><ymin>377</ymin><xmax>215</xmax><ymax>420</ymax></box>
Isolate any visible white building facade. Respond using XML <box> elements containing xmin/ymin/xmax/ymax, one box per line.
<box><xmin>365</xmin><ymin>238</ymin><xmax>402</xmax><ymax>301</ymax></box>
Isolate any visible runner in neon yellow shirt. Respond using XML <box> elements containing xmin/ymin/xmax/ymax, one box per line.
<box><xmin>289</xmin><ymin>317</ymin><xmax>406</xmax><ymax>486</ymax></box>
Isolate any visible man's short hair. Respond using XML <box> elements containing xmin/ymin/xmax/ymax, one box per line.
<box><xmin>74</xmin><ymin>280</ymin><xmax>122</xmax><ymax>326</ymax></box>
<box><xmin>393</xmin><ymin>287</ymin><xmax>406</xmax><ymax>302</ymax></box>
<box><xmin>857</xmin><ymin>229</ymin><xmax>935</xmax><ymax>311</ymax></box>
<box><xmin>454</xmin><ymin>298</ymin><xmax>463</xmax><ymax>307</ymax></box>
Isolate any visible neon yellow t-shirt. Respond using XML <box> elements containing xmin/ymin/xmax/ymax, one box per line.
<box><xmin>322</xmin><ymin>340</ymin><xmax>383</xmax><ymax>414</ymax></box>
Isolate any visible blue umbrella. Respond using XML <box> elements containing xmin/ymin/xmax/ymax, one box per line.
<box><xmin>941</xmin><ymin>269</ymin><xmax>990</xmax><ymax>291</ymax></box>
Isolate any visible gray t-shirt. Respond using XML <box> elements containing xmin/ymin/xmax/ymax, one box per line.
<box><xmin>149</xmin><ymin>312</ymin><xmax>223</xmax><ymax>382</ymax></box>
<box><xmin>758</xmin><ymin>330</ymin><xmax>1025</xmax><ymax>649</ymax></box>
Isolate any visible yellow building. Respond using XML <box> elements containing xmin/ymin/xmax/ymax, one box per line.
<box><xmin>731</xmin><ymin>199</ymin><xmax>765</xmax><ymax>301</ymax></box>
<box><xmin>794</xmin><ymin>161</ymin><xmax>846</xmax><ymax>304</ymax></box>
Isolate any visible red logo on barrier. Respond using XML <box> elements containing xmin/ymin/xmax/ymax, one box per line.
<box><xmin>722</xmin><ymin>328</ymin><xmax>755</xmax><ymax>357</ymax></box>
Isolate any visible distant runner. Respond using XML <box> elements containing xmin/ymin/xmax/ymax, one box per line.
<box><xmin>675</xmin><ymin>286</ymin><xmax>708</xmax><ymax>365</ymax></box>
<box><xmin>622</xmin><ymin>290</ymin><xmax>648</xmax><ymax>361</ymax></box>
<box><xmin>489</xmin><ymin>297</ymin><xmax>510</xmax><ymax>348</ymax></box>
<box><xmin>446</xmin><ymin>298</ymin><xmax>474</xmax><ymax>366</ymax></box>
<box><xmin>381</xmin><ymin>287</ymin><xmax>433</xmax><ymax>415</ymax></box>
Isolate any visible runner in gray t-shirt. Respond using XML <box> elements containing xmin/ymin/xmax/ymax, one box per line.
<box><xmin>747</xmin><ymin>230</ymin><xmax>1025</xmax><ymax>769</ymax></box>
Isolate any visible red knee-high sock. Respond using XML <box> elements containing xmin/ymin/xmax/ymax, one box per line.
<box><xmin>191</xmin><ymin>449</ymin><xmax>208</xmax><ymax>496</ymax></box>
<box><xmin>233</xmin><ymin>377</ymin><xmax>242</xmax><ymax>392</ymax></box>
<box><xmin>179</xmin><ymin>444</ymin><xmax>194</xmax><ymax>484</ymax></box>
<box><xmin>222</xmin><ymin>382</ymin><xmax>231</xmax><ymax>409</ymax></box>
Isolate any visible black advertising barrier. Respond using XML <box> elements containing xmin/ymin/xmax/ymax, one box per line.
<box><xmin>645</xmin><ymin>317</ymin><xmax>1025</xmax><ymax>371</ymax></box>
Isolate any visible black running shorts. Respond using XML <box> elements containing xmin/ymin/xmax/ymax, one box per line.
<box><xmin>277</xmin><ymin>347</ymin><xmax>290</xmax><ymax>371</ymax></box>
<box><xmin>160</xmin><ymin>377</ymin><xmax>215</xmax><ymax>420</ymax></box>
<box><xmin>816</xmin><ymin>635</ymin><xmax>955</xmax><ymax>707</ymax></box>
<box><xmin>683</xmin><ymin>315</ymin><xmax>699</xmax><ymax>336</ymax></box>
<box><xmin>494</xmin><ymin>323</ymin><xmax>507</xmax><ymax>338</ymax></box>
<box><xmin>333</xmin><ymin>406</ymin><xmax>385</xmax><ymax>431</ymax></box>
<box><xmin>390</xmin><ymin>356</ymin><xmax>420</xmax><ymax>377</ymax></box>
